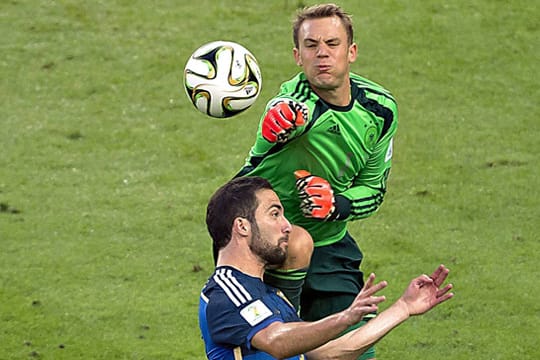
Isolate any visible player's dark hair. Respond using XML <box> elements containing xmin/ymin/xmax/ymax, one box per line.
<box><xmin>292</xmin><ymin>3</ymin><xmax>354</xmax><ymax>48</ymax></box>
<box><xmin>206</xmin><ymin>176</ymin><xmax>273</xmax><ymax>252</ymax></box>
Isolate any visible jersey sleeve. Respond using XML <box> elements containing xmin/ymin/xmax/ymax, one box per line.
<box><xmin>237</xmin><ymin>95</ymin><xmax>313</xmax><ymax>175</ymax></box>
<box><xmin>337</xmin><ymin>95</ymin><xmax>398</xmax><ymax>221</ymax></box>
<box><xmin>238</xmin><ymin>73</ymin><xmax>318</xmax><ymax>175</ymax></box>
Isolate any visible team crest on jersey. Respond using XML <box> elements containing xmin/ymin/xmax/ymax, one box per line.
<box><xmin>364</xmin><ymin>126</ymin><xmax>377</xmax><ymax>148</ymax></box>
<box><xmin>240</xmin><ymin>299</ymin><xmax>273</xmax><ymax>326</ymax></box>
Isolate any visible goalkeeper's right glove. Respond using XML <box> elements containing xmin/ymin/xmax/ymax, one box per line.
<box><xmin>261</xmin><ymin>100</ymin><xmax>308</xmax><ymax>143</ymax></box>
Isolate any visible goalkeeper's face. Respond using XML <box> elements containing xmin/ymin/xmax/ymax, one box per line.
<box><xmin>248</xmin><ymin>189</ymin><xmax>292</xmax><ymax>267</ymax></box>
<box><xmin>293</xmin><ymin>15</ymin><xmax>357</xmax><ymax>100</ymax></box>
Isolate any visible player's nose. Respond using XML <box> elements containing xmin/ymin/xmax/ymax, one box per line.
<box><xmin>282</xmin><ymin>217</ymin><xmax>292</xmax><ymax>234</ymax></box>
<box><xmin>316</xmin><ymin>43</ymin><xmax>330</xmax><ymax>56</ymax></box>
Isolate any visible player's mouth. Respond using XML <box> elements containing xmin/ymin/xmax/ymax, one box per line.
<box><xmin>317</xmin><ymin>64</ymin><xmax>331</xmax><ymax>72</ymax></box>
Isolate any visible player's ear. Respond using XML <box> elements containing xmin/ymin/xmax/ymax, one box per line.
<box><xmin>233</xmin><ymin>217</ymin><xmax>250</xmax><ymax>236</ymax></box>
<box><xmin>348</xmin><ymin>42</ymin><xmax>357</xmax><ymax>63</ymax></box>
<box><xmin>293</xmin><ymin>48</ymin><xmax>302</xmax><ymax>66</ymax></box>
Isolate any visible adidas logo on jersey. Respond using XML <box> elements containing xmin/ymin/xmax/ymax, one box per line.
<box><xmin>327</xmin><ymin>124</ymin><xmax>341</xmax><ymax>135</ymax></box>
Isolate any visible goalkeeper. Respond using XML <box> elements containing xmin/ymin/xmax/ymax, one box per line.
<box><xmin>234</xmin><ymin>4</ymin><xmax>398</xmax><ymax>360</ymax></box>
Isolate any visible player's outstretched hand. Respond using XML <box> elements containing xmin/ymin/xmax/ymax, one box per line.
<box><xmin>294</xmin><ymin>170</ymin><xmax>335</xmax><ymax>220</ymax></box>
<box><xmin>398</xmin><ymin>264</ymin><xmax>454</xmax><ymax>316</ymax></box>
<box><xmin>262</xmin><ymin>100</ymin><xmax>308</xmax><ymax>143</ymax></box>
<box><xmin>342</xmin><ymin>273</ymin><xmax>388</xmax><ymax>326</ymax></box>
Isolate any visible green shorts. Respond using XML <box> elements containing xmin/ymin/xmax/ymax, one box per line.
<box><xmin>302</xmin><ymin>231</ymin><xmax>365</xmax><ymax>298</ymax></box>
<box><xmin>300</xmin><ymin>233</ymin><xmax>375</xmax><ymax>359</ymax></box>
<box><xmin>300</xmin><ymin>291</ymin><xmax>376</xmax><ymax>359</ymax></box>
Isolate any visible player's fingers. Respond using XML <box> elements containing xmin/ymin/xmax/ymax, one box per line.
<box><xmin>371</xmin><ymin>295</ymin><xmax>386</xmax><ymax>305</ymax></box>
<box><xmin>310</xmin><ymin>208</ymin><xmax>327</xmax><ymax>219</ymax></box>
<box><xmin>262</xmin><ymin>111</ymin><xmax>288</xmax><ymax>142</ymax></box>
<box><xmin>435</xmin><ymin>291</ymin><xmax>454</xmax><ymax>306</ymax></box>
<box><xmin>359</xmin><ymin>280</ymin><xmax>387</xmax><ymax>298</ymax></box>
<box><xmin>429</xmin><ymin>264</ymin><xmax>444</xmax><ymax>278</ymax></box>
<box><xmin>277</xmin><ymin>102</ymin><xmax>296</xmax><ymax>120</ymax></box>
<box><xmin>353</xmin><ymin>295</ymin><xmax>385</xmax><ymax>313</ymax></box>
<box><xmin>362</xmin><ymin>273</ymin><xmax>376</xmax><ymax>290</ymax></box>
<box><xmin>266</xmin><ymin>115</ymin><xmax>288</xmax><ymax>134</ymax></box>
<box><xmin>433</xmin><ymin>269</ymin><xmax>449</xmax><ymax>288</ymax></box>
<box><xmin>436</xmin><ymin>283</ymin><xmax>453</xmax><ymax>298</ymax></box>
<box><xmin>261</xmin><ymin>128</ymin><xmax>277</xmax><ymax>142</ymax></box>
<box><xmin>414</xmin><ymin>275</ymin><xmax>433</xmax><ymax>289</ymax></box>
<box><xmin>275</xmin><ymin>117</ymin><xmax>294</xmax><ymax>131</ymax></box>
<box><xmin>429</xmin><ymin>264</ymin><xmax>449</xmax><ymax>287</ymax></box>
<box><xmin>357</xmin><ymin>295</ymin><xmax>386</xmax><ymax>308</ymax></box>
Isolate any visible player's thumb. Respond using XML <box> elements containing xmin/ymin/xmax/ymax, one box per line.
<box><xmin>293</xmin><ymin>103</ymin><xmax>307</xmax><ymax>126</ymax></box>
<box><xmin>294</xmin><ymin>170</ymin><xmax>311</xmax><ymax>179</ymax></box>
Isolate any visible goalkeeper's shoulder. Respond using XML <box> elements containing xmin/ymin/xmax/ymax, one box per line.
<box><xmin>350</xmin><ymin>73</ymin><xmax>398</xmax><ymax>104</ymax></box>
<box><xmin>276</xmin><ymin>72</ymin><xmax>317</xmax><ymax>104</ymax></box>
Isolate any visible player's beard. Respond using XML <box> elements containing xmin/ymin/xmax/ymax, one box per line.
<box><xmin>249</xmin><ymin>221</ymin><xmax>287</xmax><ymax>268</ymax></box>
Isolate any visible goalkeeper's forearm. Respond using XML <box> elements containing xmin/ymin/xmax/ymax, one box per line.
<box><xmin>305</xmin><ymin>299</ymin><xmax>410</xmax><ymax>360</ymax></box>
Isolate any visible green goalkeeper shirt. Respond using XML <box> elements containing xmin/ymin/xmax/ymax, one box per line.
<box><xmin>237</xmin><ymin>72</ymin><xmax>398</xmax><ymax>247</ymax></box>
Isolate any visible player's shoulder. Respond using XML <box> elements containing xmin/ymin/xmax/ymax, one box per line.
<box><xmin>279</xmin><ymin>72</ymin><xmax>306</xmax><ymax>91</ymax></box>
<box><xmin>277</xmin><ymin>72</ymin><xmax>317</xmax><ymax>104</ymax></box>
<box><xmin>350</xmin><ymin>72</ymin><xmax>396</xmax><ymax>104</ymax></box>
<box><xmin>204</xmin><ymin>266</ymin><xmax>264</xmax><ymax>308</ymax></box>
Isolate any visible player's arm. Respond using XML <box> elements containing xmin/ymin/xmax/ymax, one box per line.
<box><xmin>306</xmin><ymin>265</ymin><xmax>454</xmax><ymax>360</ymax></box>
<box><xmin>339</xmin><ymin>134</ymin><xmax>395</xmax><ymax>221</ymax></box>
<box><xmin>294</xmin><ymin>97</ymin><xmax>398</xmax><ymax>221</ymax></box>
<box><xmin>250</xmin><ymin>274</ymin><xmax>387</xmax><ymax>359</ymax></box>
<box><xmin>337</xmin><ymin>99</ymin><xmax>398</xmax><ymax>221</ymax></box>
<box><xmin>235</xmin><ymin>98</ymin><xmax>310</xmax><ymax>177</ymax></box>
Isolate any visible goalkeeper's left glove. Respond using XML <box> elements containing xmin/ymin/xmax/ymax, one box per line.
<box><xmin>294</xmin><ymin>170</ymin><xmax>337</xmax><ymax>220</ymax></box>
<box><xmin>294</xmin><ymin>170</ymin><xmax>352</xmax><ymax>221</ymax></box>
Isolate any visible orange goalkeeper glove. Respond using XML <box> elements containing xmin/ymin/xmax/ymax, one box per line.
<box><xmin>294</xmin><ymin>170</ymin><xmax>336</xmax><ymax>220</ymax></box>
<box><xmin>261</xmin><ymin>100</ymin><xmax>308</xmax><ymax>143</ymax></box>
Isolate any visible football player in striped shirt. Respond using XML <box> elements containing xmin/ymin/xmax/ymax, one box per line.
<box><xmin>200</xmin><ymin>177</ymin><xmax>453</xmax><ymax>359</ymax></box>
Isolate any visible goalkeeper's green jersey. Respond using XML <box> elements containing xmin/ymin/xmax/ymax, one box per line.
<box><xmin>237</xmin><ymin>72</ymin><xmax>398</xmax><ymax>247</ymax></box>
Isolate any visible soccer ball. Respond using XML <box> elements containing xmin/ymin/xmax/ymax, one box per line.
<box><xmin>183</xmin><ymin>41</ymin><xmax>262</xmax><ymax>118</ymax></box>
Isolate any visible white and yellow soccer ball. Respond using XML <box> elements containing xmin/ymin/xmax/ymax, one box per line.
<box><xmin>183</xmin><ymin>41</ymin><xmax>262</xmax><ymax>118</ymax></box>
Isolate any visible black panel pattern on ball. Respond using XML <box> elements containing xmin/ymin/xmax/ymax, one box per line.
<box><xmin>220</xmin><ymin>52</ymin><xmax>261</xmax><ymax>118</ymax></box>
<box><xmin>184</xmin><ymin>47</ymin><xmax>220</xmax><ymax>101</ymax></box>
<box><xmin>191</xmin><ymin>47</ymin><xmax>220</xmax><ymax>79</ymax></box>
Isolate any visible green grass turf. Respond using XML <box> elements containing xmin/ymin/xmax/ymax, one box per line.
<box><xmin>1</xmin><ymin>0</ymin><xmax>538</xmax><ymax>359</ymax></box>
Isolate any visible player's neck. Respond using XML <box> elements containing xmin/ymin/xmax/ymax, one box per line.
<box><xmin>312</xmin><ymin>84</ymin><xmax>351</xmax><ymax>106</ymax></box>
<box><xmin>217</xmin><ymin>246</ymin><xmax>265</xmax><ymax>279</ymax></box>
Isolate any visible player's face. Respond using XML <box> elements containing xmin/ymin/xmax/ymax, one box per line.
<box><xmin>249</xmin><ymin>189</ymin><xmax>292</xmax><ymax>267</ymax></box>
<box><xmin>294</xmin><ymin>16</ymin><xmax>357</xmax><ymax>97</ymax></box>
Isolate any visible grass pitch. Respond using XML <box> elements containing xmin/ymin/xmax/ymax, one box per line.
<box><xmin>1</xmin><ymin>0</ymin><xmax>538</xmax><ymax>359</ymax></box>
